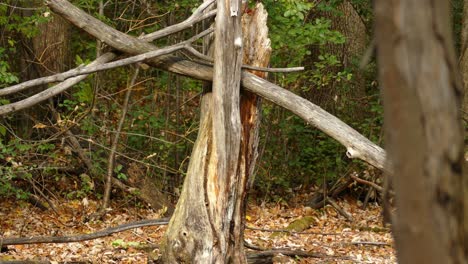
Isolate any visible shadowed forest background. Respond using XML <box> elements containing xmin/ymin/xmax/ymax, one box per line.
<box><xmin>0</xmin><ymin>0</ymin><xmax>384</xmax><ymax>207</ymax></box>
<box><xmin>0</xmin><ymin>0</ymin><xmax>466</xmax><ymax>263</ymax></box>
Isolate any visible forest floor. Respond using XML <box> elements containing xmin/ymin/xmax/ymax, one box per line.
<box><xmin>0</xmin><ymin>194</ymin><xmax>396</xmax><ymax>263</ymax></box>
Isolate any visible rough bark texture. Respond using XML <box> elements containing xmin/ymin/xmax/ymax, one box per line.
<box><xmin>16</xmin><ymin>4</ymin><xmax>71</xmax><ymax>137</ymax></box>
<box><xmin>161</xmin><ymin>94</ymin><xmax>215</xmax><ymax>263</ymax></box>
<box><xmin>208</xmin><ymin>0</ymin><xmax>243</xmax><ymax>261</ymax></box>
<box><xmin>233</xmin><ymin>4</ymin><xmax>272</xmax><ymax>261</ymax></box>
<box><xmin>375</xmin><ymin>1</ymin><xmax>467</xmax><ymax>263</ymax></box>
<box><xmin>162</xmin><ymin>2</ymin><xmax>272</xmax><ymax>263</ymax></box>
<box><xmin>307</xmin><ymin>1</ymin><xmax>367</xmax><ymax>118</ymax></box>
<box><xmin>45</xmin><ymin>0</ymin><xmax>387</xmax><ymax>172</ymax></box>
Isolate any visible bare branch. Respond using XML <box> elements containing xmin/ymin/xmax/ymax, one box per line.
<box><xmin>0</xmin><ymin>218</ymin><xmax>169</xmax><ymax>246</ymax></box>
<box><xmin>100</xmin><ymin>67</ymin><xmax>140</xmax><ymax>218</ymax></box>
<box><xmin>0</xmin><ymin>53</ymin><xmax>116</xmax><ymax>115</ymax></box>
<box><xmin>141</xmin><ymin>1</ymin><xmax>216</xmax><ymax>41</ymax></box>
<box><xmin>184</xmin><ymin>45</ymin><xmax>305</xmax><ymax>73</ymax></box>
<box><xmin>0</xmin><ymin>28</ymin><xmax>213</xmax><ymax>97</ymax></box>
<box><xmin>349</xmin><ymin>174</ymin><xmax>384</xmax><ymax>192</ymax></box>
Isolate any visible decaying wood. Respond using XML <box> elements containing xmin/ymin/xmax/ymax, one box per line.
<box><xmin>42</xmin><ymin>0</ymin><xmax>387</xmax><ymax>172</ymax></box>
<box><xmin>375</xmin><ymin>1</ymin><xmax>466</xmax><ymax>263</ymax></box>
<box><xmin>183</xmin><ymin>46</ymin><xmax>302</xmax><ymax>73</ymax></box>
<box><xmin>162</xmin><ymin>0</ymin><xmax>248</xmax><ymax>261</ymax></box>
<box><xmin>326</xmin><ymin>197</ymin><xmax>353</xmax><ymax>222</ymax></box>
<box><xmin>208</xmin><ymin>0</ymin><xmax>243</xmax><ymax>261</ymax></box>
<box><xmin>0</xmin><ymin>218</ymin><xmax>169</xmax><ymax>246</ymax></box>
<box><xmin>160</xmin><ymin>93</ymin><xmax>215</xmax><ymax>262</ymax></box>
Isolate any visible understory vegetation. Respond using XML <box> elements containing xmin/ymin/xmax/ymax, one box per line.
<box><xmin>0</xmin><ymin>0</ymin><xmax>463</xmax><ymax>206</ymax></box>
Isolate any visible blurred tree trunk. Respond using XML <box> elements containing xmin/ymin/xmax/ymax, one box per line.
<box><xmin>461</xmin><ymin>0</ymin><xmax>468</xmax><ymax>123</ymax></box>
<box><xmin>307</xmin><ymin>1</ymin><xmax>367</xmax><ymax>119</ymax></box>
<box><xmin>17</xmin><ymin>2</ymin><xmax>71</xmax><ymax>137</ymax></box>
<box><xmin>161</xmin><ymin>2</ymin><xmax>270</xmax><ymax>263</ymax></box>
<box><xmin>375</xmin><ymin>1</ymin><xmax>466</xmax><ymax>263</ymax></box>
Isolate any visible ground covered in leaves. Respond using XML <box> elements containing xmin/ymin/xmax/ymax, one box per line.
<box><xmin>0</xmin><ymin>195</ymin><xmax>396</xmax><ymax>263</ymax></box>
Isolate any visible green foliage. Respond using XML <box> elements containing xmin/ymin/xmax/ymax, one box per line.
<box><xmin>0</xmin><ymin>43</ymin><xmax>18</xmax><ymax>87</ymax></box>
<box><xmin>0</xmin><ymin>138</ymin><xmax>56</xmax><ymax>199</ymax></box>
<box><xmin>265</xmin><ymin>0</ymin><xmax>345</xmax><ymax>69</ymax></box>
<box><xmin>0</xmin><ymin>3</ymin><xmax>50</xmax><ymax>38</ymax></box>
<box><xmin>306</xmin><ymin>54</ymin><xmax>352</xmax><ymax>90</ymax></box>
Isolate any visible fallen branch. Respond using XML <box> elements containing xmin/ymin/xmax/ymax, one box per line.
<box><xmin>350</xmin><ymin>174</ymin><xmax>383</xmax><ymax>192</ymax></box>
<box><xmin>326</xmin><ymin>197</ymin><xmax>353</xmax><ymax>222</ymax></box>
<box><xmin>0</xmin><ymin>0</ymin><xmax>216</xmax><ymax>99</ymax></box>
<box><xmin>350</xmin><ymin>241</ymin><xmax>390</xmax><ymax>246</ymax></box>
<box><xmin>45</xmin><ymin>0</ymin><xmax>388</xmax><ymax>172</ymax></box>
<box><xmin>184</xmin><ymin>45</ymin><xmax>304</xmax><ymax>73</ymax></box>
<box><xmin>246</xmin><ymin>226</ymin><xmax>339</xmax><ymax>236</ymax></box>
<box><xmin>0</xmin><ymin>218</ymin><xmax>169</xmax><ymax>246</ymax></box>
<box><xmin>246</xmin><ymin>249</ymin><xmax>354</xmax><ymax>264</ymax></box>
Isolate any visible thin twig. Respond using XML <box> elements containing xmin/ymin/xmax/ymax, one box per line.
<box><xmin>350</xmin><ymin>174</ymin><xmax>384</xmax><ymax>192</ymax></box>
<box><xmin>246</xmin><ymin>226</ymin><xmax>340</xmax><ymax>236</ymax></box>
<box><xmin>350</xmin><ymin>241</ymin><xmax>390</xmax><ymax>246</ymax></box>
<box><xmin>98</xmin><ymin>67</ymin><xmax>140</xmax><ymax>218</ymax></box>
<box><xmin>184</xmin><ymin>45</ymin><xmax>305</xmax><ymax>73</ymax></box>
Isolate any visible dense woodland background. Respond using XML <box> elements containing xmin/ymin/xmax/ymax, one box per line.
<box><xmin>0</xmin><ymin>0</ymin><xmax>466</xmax><ymax>263</ymax></box>
<box><xmin>0</xmin><ymin>0</ymin><xmax>464</xmax><ymax>218</ymax></box>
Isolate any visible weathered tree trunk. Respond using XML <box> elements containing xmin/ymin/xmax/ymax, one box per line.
<box><xmin>162</xmin><ymin>0</ymin><xmax>244</xmax><ymax>262</ymax></box>
<box><xmin>161</xmin><ymin>2</ymin><xmax>271</xmax><ymax>263</ymax></box>
<box><xmin>375</xmin><ymin>1</ymin><xmax>467</xmax><ymax>263</ymax></box>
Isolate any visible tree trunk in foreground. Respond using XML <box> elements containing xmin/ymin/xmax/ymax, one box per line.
<box><xmin>462</xmin><ymin>0</ymin><xmax>468</xmax><ymax>123</ymax></box>
<box><xmin>161</xmin><ymin>3</ymin><xmax>271</xmax><ymax>263</ymax></box>
<box><xmin>375</xmin><ymin>1</ymin><xmax>467</xmax><ymax>263</ymax></box>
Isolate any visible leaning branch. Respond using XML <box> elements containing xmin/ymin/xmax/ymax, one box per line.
<box><xmin>184</xmin><ymin>45</ymin><xmax>305</xmax><ymax>73</ymax></box>
<box><xmin>0</xmin><ymin>218</ymin><xmax>169</xmax><ymax>246</ymax></box>
<box><xmin>43</xmin><ymin>0</ymin><xmax>387</xmax><ymax>171</ymax></box>
<box><xmin>142</xmin><ymin>0</ymin><xmax>216</xmax><ymax>41</ymax></box>
<box><xmin>0</xmin><ymin>28</ymin><xmax>213</xmax><ymax>98</ymax></box>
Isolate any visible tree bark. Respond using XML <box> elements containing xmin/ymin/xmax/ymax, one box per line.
<box><xmin>162</xmin><ymin>0</ymin><xmax>257</xmax><ymax>262</ymax></box>
<box><xmin>15</xmin><ymin>2</ymin><xmax>71</xmax><ymax>138</ymax></box>
<box><xmin>307</xmin><ymin>1</ymin><xmax>368</xmax><ymax>119</ymax></box>
<box><xmin>375</xmin><ymin>1</ymin><xmax>467</xmax><ymax>263</ymax></box>
<box><xmin>462</xmin><ymin>0</ymin><xmax>468</xmax><ymax>122</ymax></box>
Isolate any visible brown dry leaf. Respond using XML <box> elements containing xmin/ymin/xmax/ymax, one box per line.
<box><xmin>33</xmin><ymin>123</ymin><xmax>47</xmax><ymax>129</ymax></box>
